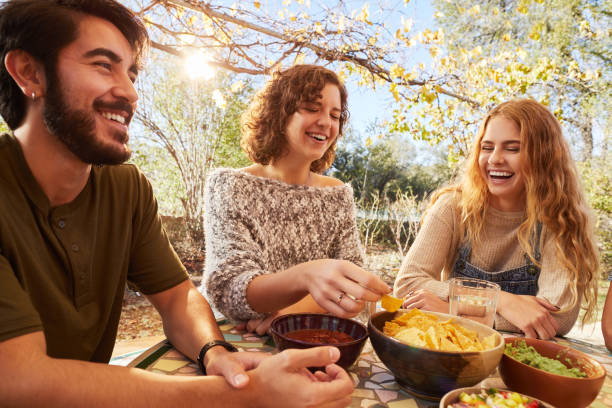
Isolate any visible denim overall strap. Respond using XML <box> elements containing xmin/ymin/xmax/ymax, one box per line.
<box><xmin>452</xmin><ymin>222</ymin><xmax>542</xmax><ymax>295</ymax></box>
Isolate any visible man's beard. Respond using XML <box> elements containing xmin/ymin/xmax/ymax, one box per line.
<box><xmin>42</xmin><ymin>74</ymin><xmax>132</xmax><ymax>165</ymax></box>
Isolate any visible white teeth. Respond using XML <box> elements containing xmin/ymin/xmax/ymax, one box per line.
<box><xmin>102</xmin><ymin>111</ymin><xmax>126</xmax><ymax>124</ymax></box>
<box><xmin>309</xmin><ymin>133</ymin><xmax>327</xmax><ymax>141</ymax></box>
<box><xmin>489</xmin><ymin>171</ymin><xmax>512</xmax><ymax>177</ymax></box>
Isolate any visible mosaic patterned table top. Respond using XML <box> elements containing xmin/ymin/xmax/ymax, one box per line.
<box><xmin>128</xmin><ymin>321</ymin><xmax>612</xmax><ymax>408</ymax></box>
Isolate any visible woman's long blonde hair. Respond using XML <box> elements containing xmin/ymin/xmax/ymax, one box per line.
<box><xmin>431</xmin><ymin>99</ymin><xmax>599</xmax><ymax>323</ymax></box>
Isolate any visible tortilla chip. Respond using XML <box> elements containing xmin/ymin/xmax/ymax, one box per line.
<box><xmin>440</xmin><ymin>336</ymin><xmax>462</xmax><ymax>351</ymax></box>
<box><xmin>395</xmin><ymin>327</ymin><xmax>427</xmax><ymax>348</ymax></box>
<box><xmin>383</xmin><ymin>309</ymin><xmax>497</xmax><ymax>352</ymax></box>
<box><xmin>383</xmin><ymin>322</ymin><xmax>403</xmax><ymax>337</ymax></box>
<box><xmin>482</xmin><ymin>333</ymin><xmax>497</xmax><ymax>349</ymax></box>
<box><xmin>381</xmin><ymin>294</ymin><xmax>404</xmax><ymax>312</ymax></box>
<box><xmin>425</xmin><ymin>326</ymin><xmax>440</xmax><ymax>350</ymax></box>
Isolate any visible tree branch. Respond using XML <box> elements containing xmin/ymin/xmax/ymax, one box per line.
<box><xmin>149</xmin><ymin>0</ymin><xmax>479</xmax><ymax>106</ymax></box>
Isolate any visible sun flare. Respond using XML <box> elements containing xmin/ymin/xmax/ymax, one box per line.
<box><xmin>184</xmin><ymin>51</ymin><xmax>215</xmax><ymax>80</ymax></box>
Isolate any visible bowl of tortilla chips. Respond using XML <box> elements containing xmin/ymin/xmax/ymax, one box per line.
<box><xmin>368</xmin><ymin>309</ymin><xmax>503</xmax><ymax>401</ymax></box>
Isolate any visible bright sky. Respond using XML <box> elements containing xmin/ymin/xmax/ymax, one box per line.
<box><xmin>343</xmin><ymin>0</ymin><xmax>435</xmax><ymax>134</ymax></box>
<box><xmin>134</xmin><ymin>0</ymin><xmax>441</xmax><ymax>160</ymax></box>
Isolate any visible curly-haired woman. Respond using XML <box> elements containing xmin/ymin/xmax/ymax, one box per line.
<box><xmin>201</xmin><ymin>65</ymin><xmax>390</xmax><ymax>334</ymax></box>
<box><xmin>394</xmin><ymin>99</ymin><xmax>599</xmax><ymax>339</ymax></box>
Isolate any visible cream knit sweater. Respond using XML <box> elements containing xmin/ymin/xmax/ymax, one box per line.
<box><xmin>393</xmin><ymin>191</ymin><xmax>580</xmax><ymax>335</ymax></box>
<box><xmin>202</xmin><ymin>168</ymin><xmax>364</xmax><ymax>321</ymax></box>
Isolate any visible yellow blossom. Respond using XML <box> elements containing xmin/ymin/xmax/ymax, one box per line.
<box><xmin>230</xmin><ymin>81</ymin><xmax>244</xmax><ymax>93</ymax></box>
<box><xmin>212</xmin><ymin>90</ymin><xmax>226</xmax><ymax>108</ymax></box>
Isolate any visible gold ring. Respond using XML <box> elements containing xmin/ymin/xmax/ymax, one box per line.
<box><xmin>336</xmin><ymin>291</ymin><xmax>345</xmax><ymax>304</ymax></box>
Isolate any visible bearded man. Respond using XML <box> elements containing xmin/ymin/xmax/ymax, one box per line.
<box><xmin>0</xmin><ymin>1</ymin><xmax>352</xmax><ymax>406</ymax></box>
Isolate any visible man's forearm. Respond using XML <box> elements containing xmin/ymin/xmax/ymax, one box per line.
<box><xmin>0</xmin><ymin>333</ymin><xmax>253</xmax><ymax>407</ymax></box>
<box><xmin>20</xmin><ymin>359</ymin><xmax>235</xmax><ymax>407</ymax></box>
<box><xmin>148</xmin><ymin>281</ymin><xmax>225</xmax><ymax>363</ymax></box>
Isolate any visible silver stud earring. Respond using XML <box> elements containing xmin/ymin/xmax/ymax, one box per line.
<box><xmin>31</xmin><ymin>92</ymin><xmax>36</xmax><ymax>100</ymax></box>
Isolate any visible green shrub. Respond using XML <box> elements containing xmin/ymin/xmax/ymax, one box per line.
<box><xmin>578</xmin><ymin>159</ymin><xmax>612</xmax><ymax>275</ymax></box>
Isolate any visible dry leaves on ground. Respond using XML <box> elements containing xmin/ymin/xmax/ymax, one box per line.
<box><xmin>116</xmin><ymin>291</ymin><xmax>163</xmax><ymax>341</ymax></box>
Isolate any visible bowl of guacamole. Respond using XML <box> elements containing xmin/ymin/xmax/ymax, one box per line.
<box><xmin>499</xmin><ymin>337</ymin><xmax>606</xmax><ymax>408</ymax></box>
<box><xmin>504</xmin><ymin>339</ymin><xmax>586</xmax><ymax>378</ymax></box>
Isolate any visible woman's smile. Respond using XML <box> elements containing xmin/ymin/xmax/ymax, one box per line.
<box><xmin>478</xmin><ymin>116</ymin><xmax>525</xmax><ymax>211</ymax></box>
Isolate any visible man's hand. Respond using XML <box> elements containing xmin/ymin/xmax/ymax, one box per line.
<box><xmin>247</xmin><ymin>347</ymin><xmax>353</xmax><ymax>408</ymax></box>
<box><xmin>401</xmin><ymin>289</ymin><xmax>449</xmax><ymax>313</ymax></box>
<box><xmin>204</xmin><ymin>347</ymin><xmax>269</xmax><ymax>388</ymax></box>
<box><xmin>497</xmin><ymin>292</ymin><xmax>559</xmax><ymax>339</ymax></box>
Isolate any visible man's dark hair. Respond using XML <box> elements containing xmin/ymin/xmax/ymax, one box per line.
<box><xmin>0</xmin><ymin>0</ymin><xmax>149</xmax><ymax>129</ymax></box>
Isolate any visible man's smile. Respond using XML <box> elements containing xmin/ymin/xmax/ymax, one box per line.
<box><xmin>100</xmin><ymin>110</ymin><xmax>127</xmax><ymax>124</ymax></box>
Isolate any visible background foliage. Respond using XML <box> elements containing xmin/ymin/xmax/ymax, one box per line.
<box><xmin>332</xmin><ymin>129</ymin><xmax>452</xmax><ymax>203</ymax></box>
<box><xmin>131</xmin><ymin>52</ymin><xmax>252</xmax><ymax>242</ymax></box>
<box><xmin>1</xmin><ymin>0</ymin><xmax>608</xmax><ymax>273</ymax></box>
<box><xmin>120</xmin><ymin>0</ymin><xmax>612</xmax><ymax>274</ymax></box>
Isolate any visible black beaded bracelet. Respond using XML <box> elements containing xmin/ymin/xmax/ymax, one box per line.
<box><xmin>197</xmin><ymin>340</ymin><xmax>238</xmax><ymax>375</ymax></box>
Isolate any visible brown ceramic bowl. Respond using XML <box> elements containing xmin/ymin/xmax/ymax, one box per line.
<box><xmin>499</xmin><ymin>337</ymin><xmax>606</xmax><ymax>408</ymax></box>
<box><xmin>439</xmin><ymin>386</ymin><xmax>555</xmax><ymax>407</ymax></box>
<box><xmin>269</xmin><ymin>313</ymin><xmax>368</xmax><ymax>369</ymax></box>
<box><xmin>368</xmin><ymin>310</ymin><xmax>504</xmax><ymax>400</ymax></box>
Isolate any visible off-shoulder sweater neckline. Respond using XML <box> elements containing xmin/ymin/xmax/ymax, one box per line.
<box><xmin>212</xmin><ymin>167</ymin><xmax>351</xmax><ymax>193</ymax></box>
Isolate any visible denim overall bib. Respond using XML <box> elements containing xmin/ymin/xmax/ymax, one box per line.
<box><xmin>451</xmin><ymin>223</ymin><xmax>542</xmax><ymax>295</ymax></box>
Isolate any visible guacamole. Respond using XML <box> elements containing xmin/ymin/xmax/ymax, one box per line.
<box><xmin>504</xmin><ymin>340</ymin><xmax>587</xmax><ymax>378</ymax></box>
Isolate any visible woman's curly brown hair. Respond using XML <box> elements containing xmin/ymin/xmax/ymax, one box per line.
<box><xmin>240</xmin><ymin>64</ymin><xmax>349</xmax><ymax>173</ymax></box>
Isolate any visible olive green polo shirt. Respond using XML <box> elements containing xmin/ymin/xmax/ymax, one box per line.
<box><xmin>0</xmin><ymin>134</ymin><xmax>188</xmax><ymax>362</ymax></box>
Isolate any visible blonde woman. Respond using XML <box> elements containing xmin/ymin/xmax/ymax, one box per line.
<box><xmin>203</xmin><ymin>65</ymin><xmax>390</xmax><ymax>334</ymax></box>
<box><xmin>394</xmin><ymin>99</ymin><xmax>599</xmax><ymax>339</ymax></box>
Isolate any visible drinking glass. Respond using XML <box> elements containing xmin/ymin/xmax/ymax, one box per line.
<box><xmin>448</xmin><ymin>277</ymin><xmax>500</xmax><ymax>327</ymax></box>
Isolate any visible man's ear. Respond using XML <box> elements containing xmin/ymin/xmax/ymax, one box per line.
<box><xmin>4</xmin><ymin>49</ymin><xmax>46</xmax><ymax>100</ymax></box>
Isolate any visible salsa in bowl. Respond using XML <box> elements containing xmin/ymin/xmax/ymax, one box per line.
<box><xmin>269</xmin><ymin>313</ymin><xmax>367</xmax><ymax>369</ymax></box>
